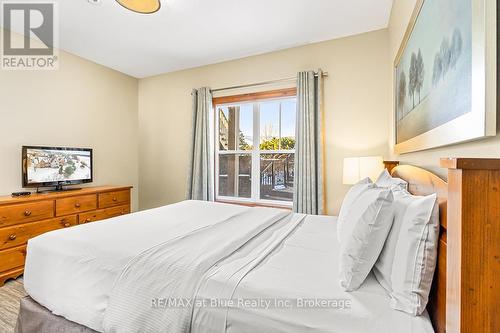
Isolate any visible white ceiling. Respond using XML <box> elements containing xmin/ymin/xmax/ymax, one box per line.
<box><xmin>4</xmin><ymin>0</ymin><xmax>394</xmax><ymax>78</ymax></box>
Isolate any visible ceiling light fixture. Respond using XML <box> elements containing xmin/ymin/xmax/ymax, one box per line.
<box><xmin>115</xmin><ymin>0</ymin><xmax>161</xmax><ymax>14</ymax></box>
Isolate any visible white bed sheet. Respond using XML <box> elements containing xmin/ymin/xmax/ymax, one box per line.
<box><xmin>192</xmin><ymin>214</ymin><xmax>434</xmax><ymax>333</ymax></box>
<box><xmin>24</xmin><ymin>200</ymin><xmax>252</xmax><ymax>332</ymax></box>
<box><xmin>24</xmin><ymin>201</ymin><xmax>434</xmax><ymax>333</ymax></box>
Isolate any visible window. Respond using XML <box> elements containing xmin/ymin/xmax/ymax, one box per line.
<box><xmin>215</xmin><ymin>90</ymin><xmax>296</xmax><ymax>206</ymax></box>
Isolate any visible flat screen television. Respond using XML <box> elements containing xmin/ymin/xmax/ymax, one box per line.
<box><xmin>22</xmin><ymin>146</ymin><xmax>93</xmax><ymax>191</ymax></box>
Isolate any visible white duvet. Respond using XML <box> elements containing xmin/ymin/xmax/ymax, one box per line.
<box><xmin>24</xmin><ymin>200</ymin><xmax>434</xmax><ymax>333</ymax></box>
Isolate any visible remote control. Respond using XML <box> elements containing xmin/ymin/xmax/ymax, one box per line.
<box><xmin>11</xmin><ymin>191</ymin><xmax>32</xmax><ymax>197</ymax></box>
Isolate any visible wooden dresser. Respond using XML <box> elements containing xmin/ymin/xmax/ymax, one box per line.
<box><xmin>0</xmin><ymin>185</ymin><xmax>132</xmax><ymax>286</ymax></box>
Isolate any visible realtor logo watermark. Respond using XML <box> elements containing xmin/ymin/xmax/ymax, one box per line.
<box><xmin>1</xmin><ymin>1</ymin><xmax>58</xmax><ymax>70</ymax></box>
<box><xmin>151</xmin><ymin>297</ymin><xmax>352</xmax><ymax>310</ymax></box>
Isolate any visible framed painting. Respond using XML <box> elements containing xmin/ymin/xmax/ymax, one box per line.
<box><xmin>394</xmin><ymin>0</ymin><xmax>496</xmax><ymax>154</ymax></box>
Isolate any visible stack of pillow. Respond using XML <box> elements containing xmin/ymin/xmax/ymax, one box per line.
<box><xmin>337</xmin><ymin>169</ymin><xmax>439</xmax><ymax>316</ymax></box>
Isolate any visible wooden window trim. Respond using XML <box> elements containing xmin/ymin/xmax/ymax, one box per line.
<box><xmin>212</xmin><ymin>87</ymin><xmax>297</xmax><ymax>106</ymax></box>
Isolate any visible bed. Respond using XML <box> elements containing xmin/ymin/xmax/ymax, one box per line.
<box><xmin>19</xmin><ymin>200</ymin><xmax>434</xmax><ymax>333</ymax></box>
<box><xmin>15</xmin><ymin>159</ymin><xmax>499</xmax><ymax>333</ymax></box>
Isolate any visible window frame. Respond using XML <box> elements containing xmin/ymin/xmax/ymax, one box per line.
<box><xmin>213</xmin><ymin>88</ymin><xmax>297</xmax><ymax>208</ymax></box>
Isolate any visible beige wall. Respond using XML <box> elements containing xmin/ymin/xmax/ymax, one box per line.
<box><xmin>0</xmin><ymin>30</ymin><xmax>140</xmax><ymax>210</ymax></box>
<box><xmin>138</xmin><ymin>29</ymin><xmax>391</xmax><ymax>215</ymax></box>
<box><xmin>5</xmin><ymin>1</ymin><xmax>494</xmax><ymax>216</ymax></box>
<box><xmin>388</xmin><ymin>0</ymin><xmax>500</xmax><ymax>177</ymax></box>
<box><xmin>3</xmin><ymin>1</ymin><xmax>493</xmax><ymax>215</ymax></box>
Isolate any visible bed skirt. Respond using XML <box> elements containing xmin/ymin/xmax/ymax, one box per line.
<box><xmin>15</xmin><ymin>296</ymin><xmax>97</xmax><ymax>333</ymax></box>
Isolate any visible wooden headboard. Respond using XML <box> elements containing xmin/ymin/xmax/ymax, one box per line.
<box><xmin>383</xmin><ymin>159</ymin><xmax>499</xmax><ymax>333</ymax></box>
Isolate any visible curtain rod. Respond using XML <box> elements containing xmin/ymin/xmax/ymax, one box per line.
<box><xmin>211</xmin><ymin>71</ymin><xmax>328</xmax><ymax>93</ymax></box>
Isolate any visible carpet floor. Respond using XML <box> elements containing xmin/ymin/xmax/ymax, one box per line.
<box><xmin>0</xmin><ymin>277</ymin><xmax>26</xmax><ymax>333</ymax></box>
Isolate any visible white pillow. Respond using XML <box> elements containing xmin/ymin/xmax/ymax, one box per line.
<box><xmin>373</xmin><ymin>168</ymin><xmax>409</xmax><ymax>290</ymax></box>
<box><xmin>374</xmin><ymin>189</ymin><xmax>439</xmax><ymax>315</ymax></box>
<box><xmin>375</xmin><ymin>169</ymin><xmax>408</xmax><ymax>191</ymax></box>
<box><xmin>372</xmin><ymin>191</ymin><xmax>407</xmax><ymax>291</ymax></box>
<box><xmin>337</xmin><ymin>177</ymin><xmax>373</xmax><ymax>242</ymax></box>
<box><xmin>338</xmin><ymin>186</ymin><xmax>394</xmax><ymax>291</ymax></box>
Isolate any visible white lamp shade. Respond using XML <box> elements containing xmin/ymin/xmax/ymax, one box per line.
<box><xmin>343</xmin><ymin>158</ymin><xmax>361</xmax><ymax>185</ymax></box>
<box><xmin>343</xmin><ymin>156</ymin><xmax>384</xmax><ymax>185</ymax></box>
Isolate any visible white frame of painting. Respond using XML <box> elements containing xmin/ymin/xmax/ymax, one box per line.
<box><xmin>393</xmin><ymin>0</ymin><xmax>496</xmax><ymax>154</ymax></box>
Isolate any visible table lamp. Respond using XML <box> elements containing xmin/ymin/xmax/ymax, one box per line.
<box><xmin>343</xmin><ymin>156</ymin><xmax>384</xmax><ymax>185</ymax></box>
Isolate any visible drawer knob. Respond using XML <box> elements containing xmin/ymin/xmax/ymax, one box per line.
<box><xmin>75</xmin><ymin>203</ymin><xmax>81</xmax><ymax>208</ymax></box>
<box><xmin>85</xmin><ymin>218</ymin><xmax>91</xmax><ymax>223</ymax></box>
<box><xmin>9</xmin><ymin>234</ymin><xmax>16</xmax><ymax>241</ymax></box>
<box><xmin>24</xmin><ymin>210</ymin><xmax>32</xmax><ymax>217</ymax></box>
<box><xmin>113</xmin><ymin>197</ymin><xmax>118</xmax><ymax>202</ymax></box>
<box><xmin>63</xmin><ymin>222</ymin><xmax>71</xmax><ymax>227</ymax></box>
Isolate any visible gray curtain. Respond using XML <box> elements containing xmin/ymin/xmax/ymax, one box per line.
<box><xmin>293</xmin><ymin>70</ymin><xmax>325</xmax><ymax>215</ymax></box>
<box><xmin>186</xmin><ymin>87</ymin><xmax>214</xmax><ymax>201</ymax></box>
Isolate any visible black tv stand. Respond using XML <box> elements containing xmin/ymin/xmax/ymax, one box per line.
<box><xmin>36</xmin><ymin>184</ymin><xmax>82</xmax><ymax>194</ymax></box>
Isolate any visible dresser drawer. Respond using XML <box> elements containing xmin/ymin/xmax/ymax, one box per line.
<box><xmin>56</xmin><ymin>194</ymin><xmax>97</xmax><ymax>216</ymax></box>
<box><xmin>0</xmin><ymin>201</ymin><xmax>54</xmax><ymax>228</ymax></box>
<box><xmin>0</xmin><ymin>245</ymin><xmax>26</xmax><ymax>272</ymax></box>
<box><xmin>79</xmin><ymin>205</ymin><xmax>130</xmax><ymax>224</ymax></box>
<box><xmin>0</xmin><ymin>215</ymin><xmax>77</xmax><ymax>251</ymax></box>
<box><xmin>98</xmin><ymin>190</ymin><xmax>130</xmax><ymax>208</ymax></box>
